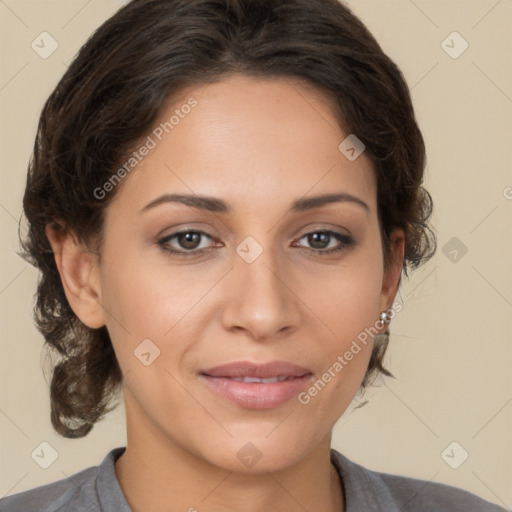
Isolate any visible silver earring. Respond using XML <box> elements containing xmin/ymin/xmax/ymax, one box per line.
<box><xmin>379</xmin><ymin>311</ymin><xmax>390</xmax><ymax>324</ymax></box>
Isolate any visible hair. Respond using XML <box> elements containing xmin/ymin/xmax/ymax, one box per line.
<box><xmin>19</xmin><ymin>0</ymin><xmax>436</xmax><ymax>438</ymax></box>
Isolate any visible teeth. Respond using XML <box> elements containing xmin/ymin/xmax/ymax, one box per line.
<box><xmin>230</xmin><ymin>376</ymin><xmax>291</xmax><ymax>383</ymax></box>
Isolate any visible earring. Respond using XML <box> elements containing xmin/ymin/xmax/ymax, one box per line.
<box><xmin>379</xmin><ymin>311</ymin><xmax>390</xmax><ymax>324</ymax></box>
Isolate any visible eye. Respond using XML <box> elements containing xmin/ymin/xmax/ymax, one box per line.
<box><xmin>293</xmin><ymin>230</ymin><xmax>355</xmax><ymax>255</ymax></box>
<box><xmin>157</xmin><ymin>230</ymin><xmax>215</xmax><ymax>257</ymax></box>
<box><xmin>157</xmin><ymin>228</ymin><xmax>355</xmax><ymax>258</ymax></box>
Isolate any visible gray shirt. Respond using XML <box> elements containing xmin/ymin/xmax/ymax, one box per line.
<box><xmin>0</xmin><ymin>446</ymin><xmax>507</xmax><ymax>511</ymax></box>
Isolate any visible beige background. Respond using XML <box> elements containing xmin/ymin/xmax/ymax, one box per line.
<box><xmin>1</xmin><ymin>0</ymin><xmax>511</xmax><ymax>508</ymax></box>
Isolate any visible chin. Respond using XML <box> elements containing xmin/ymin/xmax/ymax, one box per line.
<box><xmin>194</xmin><ymin>433</ymin><xmax>316</xmax><ymax>474</ymax></box>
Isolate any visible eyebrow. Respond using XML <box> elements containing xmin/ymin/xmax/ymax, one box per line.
<box><xmin>137</xmin><ymin>192</ymin><xmax>370</xmax><ymax>216</ymax></box>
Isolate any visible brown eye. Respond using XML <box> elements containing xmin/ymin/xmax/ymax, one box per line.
<box><xmin>176</xmin><ymin>231</ymin><xmax>202</xmax><ymax>250</ymax></box>
<box><xmin>294</xmin><ymin>230</ymin><xmax>355</xmax><ymax>255</ymax></box>
<box><xmin>157</xmin><ymin>230</ymin><xmax>215</xmax><ymax>257</ymax></box>
<box><xmin>157</xmin><ymin>229</ymin><xmax>355</xmax><ymax>259</ymax></box>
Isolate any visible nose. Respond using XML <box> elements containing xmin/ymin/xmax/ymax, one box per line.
<box><xmin>220</xmin><ymin>240</ymin><xmax>302</xmax><ymax>341</ymax></box>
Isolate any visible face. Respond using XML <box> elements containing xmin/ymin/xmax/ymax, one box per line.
<box><xmin>70</xmin><ymin>74</ymin><xmax>404</xmax><ymax>472</ymax></box>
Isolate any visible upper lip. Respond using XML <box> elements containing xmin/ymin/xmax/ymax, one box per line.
<box><xmin>201</xmin><ymin>361</ymin><xmax>312</xmax><ymax>379</ymax></box>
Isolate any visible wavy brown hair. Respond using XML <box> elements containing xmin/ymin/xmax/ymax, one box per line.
<box><xmin>19</xmin><ymin>0</ymin><xmax>436</xmax><ymax>438</ymax></box>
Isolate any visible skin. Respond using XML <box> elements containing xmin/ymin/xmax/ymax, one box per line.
<box><xmin>46</xmin><ymin>73</ymin><xmax>405</xmax><ymax>512</ymax></box>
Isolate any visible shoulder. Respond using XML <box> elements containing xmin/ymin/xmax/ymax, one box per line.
<box><xmin>330</xmin><ymin>448</ymin><xmax>508</xmax><ymax>512</ymax></box>
<box><xmin>0</xmin><ymin>467</ymin><xmax>98</xmax><ymax>512</ymax></box>
<box><xmin>0</xmin><ymin>447</ymin><xmax>127</xmax><ymax>512</ymax></box>
<box><xmin>375</xmin><ymin>470</ymin><xmax>508</xmax><ymax>511</ymax></box>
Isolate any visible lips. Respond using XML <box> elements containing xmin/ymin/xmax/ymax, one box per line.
<box><xmin>199</xmin><ymin>361</ymin><xmax>314</xmax><ymax>409</ymax></box>
<box><xmin>200</xmin><ymin>360</ymin><xmax>312</xmax><ymax>379</ymax></box>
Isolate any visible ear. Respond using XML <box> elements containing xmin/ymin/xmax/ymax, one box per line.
<box><xmin>379</xmin><ymin>227</ymin><xmax>405</xmax><ymax>329</ymax></box>
<box><xmin>45</xmin><ymin>223</ymin><xmax>106</xmax><ymax>329</ymax></box>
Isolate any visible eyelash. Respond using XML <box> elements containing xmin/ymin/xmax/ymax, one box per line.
<box><xmin>156</xmin><ymin>229</ymin><xmax>355</xmax><ymax>258</ymax></box>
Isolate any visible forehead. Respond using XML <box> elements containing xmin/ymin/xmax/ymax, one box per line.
<box><xmin>112</xmin><ymin>74</ymin><xmax>376</xmax><ymax>215</ymax></box>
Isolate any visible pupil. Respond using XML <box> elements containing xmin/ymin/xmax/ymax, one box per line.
<box><xmin>180</xmin><ymin>232</ymin><xmax>199</xmax><ymax>249</ymax></box>
<box><xmin>310</xmin><ymin>232</ymin><xmax>328</xmax><ymax>249</ymax></box>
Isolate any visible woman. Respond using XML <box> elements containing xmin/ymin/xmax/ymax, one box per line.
<box><xmin>0</xmin><ymin>0</ymin><xmax>506</xmax><ymax>510</ymax></box>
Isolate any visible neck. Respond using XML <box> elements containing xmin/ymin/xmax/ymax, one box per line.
<box><xmin>114</xmin><ymin>392</ymin><xmax>345</xmax><ymax>512</ymax></box>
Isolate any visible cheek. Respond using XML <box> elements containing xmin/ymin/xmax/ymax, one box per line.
<box><xmin>301</xmin><ymin>249</ymin><xmax>384</xmax><ymax>340</ymax></box>
<box><xmin>100</xmin><ymin>242</ymin><xmax>186</xmax><ymax>332</ymax></box>
<box><xmin>98</xmin><ymin>242</ymin><xmax>215</xmax><ymax>373</ymax></box>
<box><xmin>295</xmin><ymin>266</ymin><xmax>380</xmax><ymax>416</ymax></box>
<box><xmin>295</xmin><ymin>245</ymin><xmax>384</xmax><ymax>393</ymax></box>
<box><xmin>97</xmin><ymin>241</ymin><xmax>164</xmax><ymax>368</ymax></box>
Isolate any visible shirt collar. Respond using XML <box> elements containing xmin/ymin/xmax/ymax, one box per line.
<box><xmin>330</xmin><ymin>448</ymin><xmax>401</xmax><ymax>511</ymax></box>
<box><xmin>97</xmin><ymin>446</ymin><xmax>132</xmax><ymax>512</ymax></box>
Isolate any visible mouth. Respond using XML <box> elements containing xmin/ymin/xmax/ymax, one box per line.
<box><xmin>199</xmin><ymin>360</ymin><xmax>313</xmax><ymax>409</ymax></box>
<box><xmin>217</xmin><ymin>375</ymin><xmax>298</xmax><ymax>383</ymax></box>
<box><xmin>200</xmin><ymin>360</ymin><xmax>312</xmax><ymax>379</ymax></box>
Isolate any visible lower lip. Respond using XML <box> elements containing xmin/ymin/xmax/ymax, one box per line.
<box><xmin>199</xmin><ymin>374</ymin><xmax>313</xmax><ymax>409</ymax></box>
